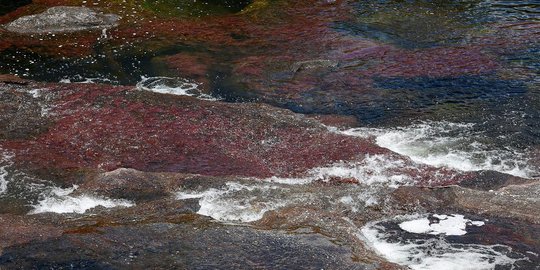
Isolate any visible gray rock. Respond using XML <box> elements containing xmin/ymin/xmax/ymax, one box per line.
<box><xmin>3</xmin><ymin>6</ymin><xmax>120</xmax><ymax>34</ymax></box>
<box><xmin>290</xmin><ymin>59</ymin><xmax>339</xmax><ymax>74</ymax></box>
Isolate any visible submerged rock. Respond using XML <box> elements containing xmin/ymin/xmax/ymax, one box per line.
<box><xmin>3</xmin><ymin>6</ymin><xmax>120</xmax><ymax>34</ymax></box>
<box><xmin>0</xmin><ymin>216</ymin><xmax>374</xmax><ymax>269</ymax></box>
<box><xmin>0</xmin><ymin>81</ymin><xmax>388</xmax><ymax>180</ymax></box>
<box><xmin>0</xmin><ymin>1</ymin><xmax>537</xmax><ymax>268</ymax></box>
<box><xmin>0</xmin><ymin>81</ymin><xmax>510</xmax><ymax>188</ymax></box>
<box><xmin>290</xmin><ymin>59</ymin><xmax>339</xmax><ymax>74</ymax></box>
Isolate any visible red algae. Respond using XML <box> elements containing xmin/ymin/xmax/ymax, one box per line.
<box><xmin>0</xmin><ymin>1</ymin><xmax>538</xmax><ymax>269</ymax></box>
<box><xmin>0</xmin><ymin>81</ymin><xmax>490</xmax><ymax>189</ymax></box>
<box><xmin>0</xmin><ymin>215</ymin><xmax>64</xmax><ymax>251</ymax></box>
<box><xmin>1</xmin><ymin>83</ymin><xmax>385</xmax><ymax>178</ymax></box>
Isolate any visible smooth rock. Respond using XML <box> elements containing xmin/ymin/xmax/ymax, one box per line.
<box><xmin>3</xmin><ymin>6</ymin><xmax>120</xmax><ymax>34</ymax></box>
<box><xmin>290</xmin><ymin>59</ymin><xmax>339</xmax><ymax>74</ymax></box>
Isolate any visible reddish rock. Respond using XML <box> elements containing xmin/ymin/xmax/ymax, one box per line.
<box><xmin>0</xmin><ymin>215</ymin><xmax>63</xmax><ymax>252</ymax></box>
<box><xmin>0</xmin><ymin>81</ymin><xmax>483</xmax><ymax>188</ymax></box>
<box><xmin>0</xmin><ymin>82</ymin><xmax>387</xmax><ymax>180</ymax></box>
<box><xmin>0</xmin><ymin>74</ymin><xmax>27</xmax><ymax>85</ymax></box>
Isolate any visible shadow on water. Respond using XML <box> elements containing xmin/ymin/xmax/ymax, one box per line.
<box><xmin>224</xmin><ymin>75</ymin><xmax>531</xmax><ymax>126</ymax></box>
<box><xmin>142</xmin><ymin>0</ymin><xmax>253</xmax><ymax>17</ymax></box>
<box><xmin>0</xmin><ymin>40</ymin><xmax>260</xmax><ymax>103</ymax></box>
<box><xmin>0</xmin><ymin>42</ymin><xmax>203</xmax><ymax>85</ymax></box>
<box><xmin>374</xmin><ymin>76</ymin><xmax>527</xmax><ymax>102</ymax></box>
<box><xmin>0</xmin><ymin>0</ymin><xmax>31</xmax><ymax>16</ymax></box>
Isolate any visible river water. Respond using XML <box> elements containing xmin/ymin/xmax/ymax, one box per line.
<box><xmin>0</xmin><ymin>0</ymin><xmax>539</xmax><ymax>269</ymax></box>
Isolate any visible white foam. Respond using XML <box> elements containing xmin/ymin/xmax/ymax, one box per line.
<box><xmin>101</xmin><ymin>28</ymin><xmax>108</xmax><ymax>39</ymax></box>
<box><xmin>266</xmin><ymin>154</ymin><xmax>418</xmax><ymax>187</ymax></box>
<box><xmin>28</xmin><ymin>89</ymin><xmax>42</xmax><ymax>98</ymax></box>
<box><xmin>340</xmin><ymin>121</ymin><xmax>536</xmax><ymax>178</ymax></box>
<box><xmin>176</xmin><ymin>182</ymin><xmax>288</xmax><ymax>222</ymax></box>
<box><xmin>0</xmin><ymin>151</ymin><xmax>14</xmax><ymax>195</ymax></box>
<box><xmin>136</xmin><ymin>76</ymin><xmax>218</xmax><ymax>101</ymax></box>
<box><xmin>59</xmin><ymin>77</ymin><xmax>118</xmax><ymax>84</ymax></box>
<box><xmin>29</xmin><ymin>185</ymin><xmax>134</xmax><ymax>214</ymax></box>
<box><xmin>177</xmin><ymin>177</ymin><xmax>393</xmax><ymax>223</ymax></box>
<box><xmin>399</xmin><ymin>214</ymin><xmax>484</xmax><ymax>236</ymax></box>
<box><xmin>361</xmin><ymin>217</ymin><xmax>524</xmax><ymax>270</ymax></box>
<box><xmin>0</xmin><ymin>163</ymin><xmax>9</xmax><ymax>195</ymax></box>
<box><xmin>264</xmin><ymin>176</ymin><xmax>315</xmax><ymax>185</ymax></box>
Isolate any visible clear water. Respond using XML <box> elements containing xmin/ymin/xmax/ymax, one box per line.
<box><xmin>0</xmin><ymin>1</ymin><xmax>539</xmax><ymax>268</ymax></box>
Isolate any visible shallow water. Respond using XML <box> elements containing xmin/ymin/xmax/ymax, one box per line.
<box><xmin>362</xmin><ymin>214</ymin><xmax>540</xmax><ymax>270</ymax></box>
<box><xmin>1</xmin><ymin>0</ymin><xmax>539</xmax><ymax>269</ymax></box>
<box><xmin>339</xmin><ymin>0</ymin><xmax>539</xmax><ymax>48</ymax></box>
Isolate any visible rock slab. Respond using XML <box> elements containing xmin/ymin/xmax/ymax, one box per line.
<box><xmin>3</xmin><ymin>6</ymin><xmax>120</xmax><ymax>34</ymax></box>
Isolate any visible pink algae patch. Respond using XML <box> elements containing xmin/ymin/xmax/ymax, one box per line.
<box><xmin>2</xmin><ymin>84</ymin><xmax>385</xmax><ymax>178</ymax></box>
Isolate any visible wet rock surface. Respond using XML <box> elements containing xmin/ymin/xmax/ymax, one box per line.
<box><xmin>0</xmin><ymin>221</ymin><xmax>373</xmax><ymax>269</ymax></box>
<box><xmin>0</xmin><ymin>82</ymin><xmax>386</xmax><ymax>179</ymax></box>
<box><xmin>0</xmin><ymin>0</ymin><xmax>538</xmax><ymax>269</ymax></box>
<box><xmin>1</xmin><ymin>79</ymin><xmax>537</xmax><ymax>268</ymax></box>
<box><xmin>0</xmin><ymin>85</ymin><xmax>51</xmax><ymax>140</ymax></box>
<box><xmin>3</xmin><ymin>6</ymin><xmax>120</xmax><ymax>34</ymax></box>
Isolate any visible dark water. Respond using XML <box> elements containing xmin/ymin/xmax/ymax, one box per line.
<box><xmin>3</xmin><ymin>2</ymin><xmax>537</xmax><ymax>117</ymax></box>
<box><xmin>338</xmin><ymin>0</ymin><xmax>539</xmax><ymax>48</ymax></box>
<box><xmin>0</xmin><ymin>0</ymin><xmax>31</xmax><ymax>16</ymax></box>
<box><xmin>143</xmin><ymin>0</ymin><xmax>253</xmax><ymax>17</ymax></box>
<box><xmin>364</xmin><ymin>214</ymin><xmax>540</xmax><ymax>270</ymax></box>
<box><xmin>1</xmin><ymin>2</ymin><xmax>539</xmax><ymax>269</ymax></box>
<box><xmin>0</xmin><ymin>0</ymin><xmax>538</xmax><ymax>144</ymax></box>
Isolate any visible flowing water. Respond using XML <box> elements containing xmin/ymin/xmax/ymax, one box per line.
<box><xmin>0</xmin><ymin>0</ymin><xmax>539</xmax><ymax>269</ymax></box>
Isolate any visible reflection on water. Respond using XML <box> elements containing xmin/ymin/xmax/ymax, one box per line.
<box><xmin>0</xmin><ymin>0</ymin><xmax>538</xmax><ymax>153</ymax></box>
<box><xmin>339</xmin><ymin>0</ymin><xmax>539</xmax><ymax>48</ymax></box>
<box><xmin>0</xmin><ymin>1</ymin><xmax>539</xmax><ymax>268</ymax></box>
<box><xmin>485</xmin><ymin>0</ymin><xmax>540</xmax><ymax>21</ymax></box>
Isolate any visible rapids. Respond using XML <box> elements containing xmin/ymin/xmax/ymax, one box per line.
<box><xmin>0</xmin><ymin>0</ymin><xmax>539</xmax><ymax>269</ymax></box>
